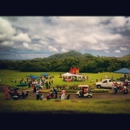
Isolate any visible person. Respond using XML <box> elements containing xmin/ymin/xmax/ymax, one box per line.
<box><xmin>49</xmin><ymin>90</ymin><xmax>53</xmax><ymax>98</ymax></box>
<box><xmin>111</xmin><ymin>76</ymin><xmax>113</xmax><ymax>81</ymax></box>
<box><xmin>32</xmin><ymin>80</ymin><xmax>36</xmax><ymax>92</ymax></box>
<box><xmin>51</xmin><ymin>78</ymin><xmax>54</xmax><ymax>84</ymax></box>
<box><xmin>29</xmin><ymin>80</ymin><xmax>32</xmax><ymax>88</ymax></box>
<box><xmin>59</xmin><ymin>93</ymin><xmax>61</xmax><ymax>99</ymax></box>
<box><xmin>45</xmin><ymin>81</ymin><xmax>49</xmax><ymax>89</ymax></box>
<box><xmin>36</xmin><ymin>89</ymin><xmax>39</xmax><ymax>100</ymax></box>
<box><xmin>84</xmin><ymin>87</ymin><xmax>88</xmax><ymax>94</ymax></box>
<box><xmin>21</xmin><ymin>91</ymin><xmax>25</xmax><ymax>98</ymax></box>
<box><xmin>82</xmin><ymin>87</ymin><xmax>84</xmax><ymax>97</ymax></box>
<box><xmin>118</xmin><ymin>83</ymin><xmax>122</xmax><ymax>93</ymax></box>
<box><xmin>61</xmin><ymin>93</ymin><xmax>65</xmax><ymax>99</ymax></box>
<box><xmin>125</xmin><ymin>78</ymin><xmax>128</xmax><ymax>87</ymax></box>
<box><xmin>113</xmin><ymin>82</ymin><xmax>118</xmax><ymax>94</ymax></box>
<box><xmin>5</xmin><ymin>87</ymin><xmax>10</xmax><ymax>99</ymax></box>
<box><xmin>48</xmin><ymin>81</ymin><xmax>51</xmax><ymax>89</ymax></box>
<box><xmin>61</xmin><ymin>88</ymin><xmax>66</xmax><ymax>95</ymax></box>
<box><xmin>14</xmin><ymin>90</ymin><xmax>18</xmax><ymax>95</ymax></box>
<box><xmin>60</xmin><ymin>88</ymin><xmax>66</xmax><ymax>99</ymax></box>
<box><xmin>39</xmin><ymin>91</ymin><xmax>43</xmax><ymax>100</ymax></box>
<box><xmin>36</xmin><ymin>83</ymin><xmax>40</xmax><ymax>90</ymax></box>
<box><xmin>53</xmin><ymin>87</ymin><xmax>58</xmax><ymax>99</ymax></box>
<box><xmin>46</xmin><ymin>93</ymin><xmax>51</xmax><ymax>100</ymax></box>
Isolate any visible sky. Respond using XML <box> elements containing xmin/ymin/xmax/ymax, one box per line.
<box><xmin>0</xmin><ymin>16</ymin><xmax>130</xmax><ymax>60</ymax></box>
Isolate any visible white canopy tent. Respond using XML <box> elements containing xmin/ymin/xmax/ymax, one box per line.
<box><xmin>62</xmin><ymin>72</ymin><xmax>75</xmax><ymax>77</ymax></box>
<box><xmin>73</xmin><ymin>74</ymin><xmax>82</xmax><ymax>77</ymax></box>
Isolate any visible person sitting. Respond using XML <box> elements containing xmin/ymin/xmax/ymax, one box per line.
<box><xmin>82</xmin><ymin>88</ymin><xmax>84</xmax><ymax>97</ymax></box>
<box><xmin>46</xmin><ymin>93</ymin><xmax>51</xmax><ymax>100</ymax></box>
<box><xmin>21</xmin><ymin>91</ymin><xmax>25</xmax><ymax>98</ymax></box>
<box><xmin>14</xmin><ymin>90</ymin><xmax>18</xmax><ymax>96</ymax></box>
<box><xmin>84</xmin><ymin>88</ymin><xmax>88</xmax><ymax>94</ymax></box>
<box><xmin>49</xmin><ymin>90</ymin><xmax>53</xmax><ymax>98</ymax></box>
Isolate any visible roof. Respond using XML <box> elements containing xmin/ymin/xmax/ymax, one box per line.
<box><xmin>78</xmin><ymin>85</ymin><xmax>89</xmax><ymax>88</ymax></box>
<box><xmin>114</xmin><ymin>68</ymin><xmax>130</xmax><ymax>74</ymax></box>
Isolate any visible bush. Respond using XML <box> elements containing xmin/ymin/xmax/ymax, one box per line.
<box><xmin>57</xmin><ymin>90</ymin><xmax>76</xmax><ymax>93</ymax></box>
<box><xmin>91</xmin><ymin>89</ymin><xmax>109</xmax><ymax>93</ymax></box>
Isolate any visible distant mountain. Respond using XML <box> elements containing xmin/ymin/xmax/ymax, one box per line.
<box><xmin>32</xmin><ymin>51</ymin><xmax>130</xmax><ymax>61</ymax></box>
<box><xmin>47</xmin><ymin>50</ymin><xmax>85</xmax><ymax>59</ymax></box>
<box><xmin>116</xmin><ymin>54</ymin><xmax>130</xmax><ymax>61</ymax></box>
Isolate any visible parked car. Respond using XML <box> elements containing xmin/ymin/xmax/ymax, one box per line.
<box><xmin>96</xmin><ymin>79</ymin><xmax>122</xmax><ymax>89</ymax></box>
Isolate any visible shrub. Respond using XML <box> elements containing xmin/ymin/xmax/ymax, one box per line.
<box><xmin>91</xmin><ymin>89</ymin><xmax>109</xmax><ymax>93</ymax></box>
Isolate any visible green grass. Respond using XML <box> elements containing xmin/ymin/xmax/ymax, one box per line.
<box><xmin>0</xmin><ymin>69</ymin><xmax>127</xmax><ymax>90</ymax></box>
<box><xmin>0</xmin><ymin>69</ymin><xmax>130</xmax><ymax>114</ymax></box>
<box><xmin>0</xmin><ymin>93</ymin><xmax>130</xmax><ymax>114</ymax></box>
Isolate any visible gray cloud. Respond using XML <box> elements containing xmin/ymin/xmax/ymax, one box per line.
<box><xmin>0</xmin><ymin>16</ymin><xmax>130</xmax><ymax>59</ymax></box>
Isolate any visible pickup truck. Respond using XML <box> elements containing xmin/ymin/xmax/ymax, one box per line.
<box><xmin>96</xmin><ymin>79</ymin><xmax>122</xmax><ymax>89</ymax></box>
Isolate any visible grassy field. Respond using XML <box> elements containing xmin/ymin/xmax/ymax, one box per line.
<box><xmin>0</xmin><ymin>69</ymin><xmax>130</xmax><ymax>114</ymax></box>
<box><xmin>0</xmin><ymin>93</ymin><xmax>130</xmax><ymax>114</ymax></box>
<box><xmin>0</xmin><ymin>69</ymin><xmax>125</xmax><ymax>89</ymax></box>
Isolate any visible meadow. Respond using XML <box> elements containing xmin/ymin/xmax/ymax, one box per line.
<box><xmin>0</xmin><ymin>69</ymin><xmax>130</xmax><ymax>114</ymax></box>
<box><xmin>0</xmin><ymin>93</ymin><xmax>130</xmax><ymax>114</ymax></box>
<box><xmin>0</xmin><ymin>69</ymin><xmax>125</xmax><ymax>89</ymax></box>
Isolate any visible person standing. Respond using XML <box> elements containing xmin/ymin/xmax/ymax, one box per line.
<box><xmin>61</xmin><ymin>88</ymin><xmax>66</xmax><ymax>99</ymax></box>
<box><xmin>5</xmin><ymin>87</ymin><xmax>10</xmax><ymax>100</ymax></box>
<box><xmin>125</xmin><ymin>78</ymin><xmax>128</xmax><ymax>87</ymax></box>
<box><xmin>113</xmin><ymin>82</ymin><xmax>118</xmax><ymax>94</ymax></box>
<box><xmin>39</xmin><ymin>91</ymin><xmax>43</xmax><ymax>100</ymax></box>
<box><xmin>53</xmin><ymin>87</ymin><xmax>58</xmax><ymax>99</ymax></box>
<box><xmin>48</xmin><ymin>81</ymin><xmax>51</xmax><ymax>89</ymax></box>
<box><xmin>36</xmin><ymin>89</ymin><xmax>39</xmax><ymax>100</ymax></box>
<box><xmin>46</xmin><ymin>81</ymin><xmax>48</xmax><ymax>89</ymax></box>
<box><xmin>111</xmin><ymin>76</ymin><xmax>113</xmax><ymax>81</ymax></box>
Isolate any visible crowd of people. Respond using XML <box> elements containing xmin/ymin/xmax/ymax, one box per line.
<box><xmin>35</xmin><ymin>87</ymin><xmax>68</xmax><ymax>100</ymax></box>
<box><xmin>26</xmin><ymin>76</ymin><xmax>54</xmax><ymax>92</ymax></box>
<box><xmin>5</xmin><ymin>87</ymin><xmax>29</xmax><ymax>100</ymax></box>
<box><xmin>62</xmin><ymin>76</ymin><xmax>89</xmax><ymax>82</ymax></box>
<box><xmin>112</xmin><ymin>78</ymin><xmax>129</xmax><ymax>94</ymax></box>
<box><xmin>4</xmin><ymin>73</ymin><xmax>129</xmax><ymax>100</ymax></box>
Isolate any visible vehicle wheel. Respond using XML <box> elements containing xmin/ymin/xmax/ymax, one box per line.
<box><xmin>87</xmin><ymin>95</ymin><xmax>91</xmax><ymax>98</ymax></box>
<box><xmin>124</xmin><ymin>90</ymin><xmax>128</xmax><ymax>94</ymax></box>
<box><xmin>76</xmin><ymin>94</ymin><xmax>79</xmax><ymax>98</ymax></box>
<box><xmin>97</xmin><ymin>85</ymin><xmax>101</xmax><ymax>89</ymax></box>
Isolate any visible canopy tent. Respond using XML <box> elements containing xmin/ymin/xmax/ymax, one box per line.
<box><xmin>73</xmin><ymin>74</ymin><xmax>82</xmax><ymax>77</ymax></box>
<box><xmin>30</xmin><ymin>76</ymin><xmax>40</xmax><ymax>79</ymax></box>
<box><xmin>114</xmin><ymin>68</ymin><xmax>130</xmax><ymax>74</ymax></box>
<box><xmin>62</xmin><ymin>72</ymin><xmax>75</xmax><ymax>77</ymax></box>
<box><xmin>42</xmin><ymin>73</ymin><xmax>49</xmax><ymax>76</ymax></box>
<box><xmin>62</xmin><ymin>72</ymin><xmax>83</xmax><ymax>77</ymax></box>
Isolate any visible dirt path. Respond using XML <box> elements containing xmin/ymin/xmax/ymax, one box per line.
<box><xmin>1</xmin><ymin>84</ymin><xmax>130</xmax><ymax>100</ymax></box>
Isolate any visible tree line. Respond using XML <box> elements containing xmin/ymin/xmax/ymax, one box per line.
<box><xmin>0</xmin><ymin>55</ymin><xmax>130</xmax><ymax>73</ymax></box>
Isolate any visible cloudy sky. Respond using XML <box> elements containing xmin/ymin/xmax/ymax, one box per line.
<box><xmin>0</xmin><ymin>16</ymin><xmax>130</xmax><ymax>59</ymax></box>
